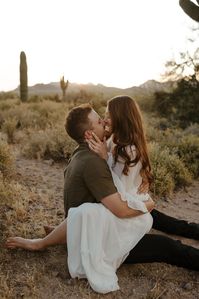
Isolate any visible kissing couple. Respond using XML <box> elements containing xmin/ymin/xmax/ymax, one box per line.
<box><xmin>6</xmin><ymin>96</ymin><xmax>199</xmax><ymax>294</ymax></box>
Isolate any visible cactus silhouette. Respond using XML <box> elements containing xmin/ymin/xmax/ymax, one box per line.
<box><xmin>20</xmin><ymin>51</ymin><xmax>28</xmax><ymax>102</ymax></box>
<box><xmin>60</xmin><ymin>76</ymin><xmax>69</xmax><ymax>100</ymax></box>
<box><xmin>179</xmin><ymin>0</ymin><xmax>199</xmax><ymax>22</ymax></box>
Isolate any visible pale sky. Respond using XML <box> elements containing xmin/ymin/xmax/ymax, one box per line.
<box><xmin>0</xmin><ymin>0</ymin><xmax>197</xmax><ymax>91</ymax></box>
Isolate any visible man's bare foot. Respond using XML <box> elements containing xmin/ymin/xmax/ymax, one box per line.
<box><xmin>44</xmin><ymin>225</ymin><xmax>55</xmax><ymax>235</ymax></box>
<box><xmin>5</xmin><ymin>237</ymin><xmax>44</xmax><ymax>251</ymax></box>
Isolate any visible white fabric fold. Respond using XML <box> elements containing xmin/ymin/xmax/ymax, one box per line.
<box><xmin>108</xmin><ymin>153</ymin><xmax>149</xmax><ymax>213</ymax></box>
<box><xmin>67</xmin><ymin>143</ymin><xmax>153</xmax><ymax>293</ymax></box>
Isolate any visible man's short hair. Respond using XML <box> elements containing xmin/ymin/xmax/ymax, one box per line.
<box><xmin>65</xmin><ymin>104</ymin><xmax>92</xmax><ymax>143</ymax></box>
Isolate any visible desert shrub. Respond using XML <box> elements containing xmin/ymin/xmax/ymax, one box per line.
<box><xmin>0</xmin><ymin>98</ymin><xmax>20</xmax><ymax>111</ymax></box>
<box><xmin>0</xmin><ymin>112</ymin><xmax>4</xmax><ymax>129</ymax></box>
<box><xmin>1</xmin><ymin>106</ymin><xmax>41</xmax><ymax>129</ymax></box>
<box><xmin>0</xmin><ymin>142</ymin><xmax>15</xmax><ymax>178</ymax></box>
<box><xmin>145</xmin><ymin>118</ymin><xmax>199</xmax><ymax>180</ymax></box>
<box><xmin>150</xmin><ymin>143</ymin><xmax>192</xmax><ymax>196</ymax></box>
<box><xmin>137</xmin><ymin>95</ymin><xmax>155</xmax><ymax>112</ymax></box>
<box><xmin>2</xmin><ymin>118</ymin><xmax>18</xmax><ymax>143</ymax></box>
<box><xmin>0</xmin><ymin>101</ymin><xmax>69</xmax><ymax>130</ymax></box>
<box><xmin>43</xmin><ymin>94</ymin><xmax>61</xmax><ymax>102</ymax></box>
<box><xmin>175</xmin><ymin>135</ymin><xmax>199</xmax><ymax>178</ymax></box>
<box><xmin>0</xmin><ymin>101</ymin><xmax>13</xmax><ymax>111</ymax></box>
<box><xmin>145</xmin><ymin>125</ymin><xmax>166</xmax><ymax>143</ymax></box>
<box><xmin>28</xmin><ymin>94</ymin><xmax>44</xmax><ymax>103</ymax></box>
<box><xmin>0</xmin><ymin>178</ymin><xmax>33</xmax><ymax>238</ymax></box>
<box><xmin>22</xmin><ymin>126</ymin><xmax>76</xmax><ymax>161</ymax></box>
<box><xmin>91</xmin><ymin>97</ymin><xmax>107</xmax><ymax>116</ymax></box>
<box><xmin>59</xmin><ymin>89</ymin><xmax>107</xmax><ymax>114</ymax></box>
<box><xmin>183</xmin><ymin>123</ymin><xmax>199</xmax><ymax>136</ymax></box>
<box><xmin>150</xmin><ymin>130</ymin><xmax>199</xmax><ymax>178</ymax></box>
<box><xmin>0</xmin><ymin>92</ymin><xmax>17</xmax><ymax>101</ymax></box>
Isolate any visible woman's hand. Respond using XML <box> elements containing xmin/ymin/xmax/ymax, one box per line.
<box><xmin>86</xmin><ymin>132</ymin><xmax>108</xmax><ymax>160</ymax></box>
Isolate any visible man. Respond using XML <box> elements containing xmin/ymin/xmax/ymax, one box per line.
<box><xmin>64</xmin><ymin>103</ymin><xmax>199</xmax><ymax>271</ymax></box>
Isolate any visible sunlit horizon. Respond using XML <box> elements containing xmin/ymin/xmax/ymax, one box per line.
<box><xmin>0</xmin><ymin>0</ymin><xmax>197</xmax><ymax>92</ymax></box>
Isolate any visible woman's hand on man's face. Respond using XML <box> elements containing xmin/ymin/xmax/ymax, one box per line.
<box><xmin>86</xmin><ymin>132</ymin><xmax>108</xmax><ymax>160</ymax></box>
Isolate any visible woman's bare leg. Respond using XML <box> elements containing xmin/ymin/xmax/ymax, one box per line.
<box><xmin>5</xmin><ymin>219</ymin><xmax>67</xmax><ymax>251</ymax></box>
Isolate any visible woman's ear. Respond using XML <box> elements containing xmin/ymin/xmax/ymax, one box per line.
<box><xmin>84</xmin><ymin>130</ymin><xmax>92</xmax><ymax>140</ymax></box>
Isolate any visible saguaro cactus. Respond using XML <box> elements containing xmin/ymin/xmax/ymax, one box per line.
<box><xmin>60</xmin><ymin>76</ymin><xmax>69</xmax><ymax>100</ymax></box>
<box><xmin>179</xmin><ymin>0</ymin><xmax>199</xmax><ymax>22</ymax></box>
<box><xmin>20</xmin><ymin>51</ymin><xmax>28</xmax><ymax>102</ymax></box>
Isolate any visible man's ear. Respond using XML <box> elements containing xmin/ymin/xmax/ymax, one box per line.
<box><xmin>84</xmin><ymin>130</ymin><xmax>92</xmax><ymax>140</ymax></box>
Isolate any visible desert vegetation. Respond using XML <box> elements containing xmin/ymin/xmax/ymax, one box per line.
<box><xmin>1</xmin><ymin>82</ymin><xmax>198</xmax><ymax>197</ymax></box>
<box><xmin>0</xmin><ymin>70</ymin><xmax>199</xmax><ymax>297</ymax></box>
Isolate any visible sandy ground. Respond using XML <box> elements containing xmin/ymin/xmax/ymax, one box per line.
<box><xmin>0</xmin><ymin>148</ymin><xmax>199</xmax><ymax>299</ymax></box>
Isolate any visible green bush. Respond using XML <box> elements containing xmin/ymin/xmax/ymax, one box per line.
<box><xmin>152</xmin><ymin>130</ymin><xmax>199</xmax><ymax>179</ymax></box>
<box><xmin>150</xmin><ymin>143</ymin><xmax>192</xmax><ymax>196</ymax></box>
<box><xmin>0</xmin><ymin>101</ymin><xmax>69</xmax><ymax>130</ymax></box>
<box><xmin>0</xmin><ymin>99</ymin><xmax>20</xmax><ymax>111</ymax></box>
<box><xmin>176</xmin><ymin>135</ymin><xmax>199</xmax><ymax>178</ymax></box>
<box><xmin>22</xmin><ymin>126</ymin><xmax>76</xmax><ymax>161</ymax></box>
<box><xmin>2</xmin><ymin>118</ymin><xmax>18</xmax><ymax>143</ymax></box>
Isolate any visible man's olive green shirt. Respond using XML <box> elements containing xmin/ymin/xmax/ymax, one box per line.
<box><xmin>63</xmin><ymin>143</ymin><xmax>117</xmax><ymax>216</ymax></box>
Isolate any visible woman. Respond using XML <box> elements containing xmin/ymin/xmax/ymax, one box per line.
<box><xmin>5</xmin><ymin>96</ymin><xmax>154</xmax><ymax>293</ymax></box>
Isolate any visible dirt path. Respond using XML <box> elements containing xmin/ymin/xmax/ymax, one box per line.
<box><xmin>1</xmin><ymin>150</ymin><xmax>199</xmax><ymax>299</ymax></box>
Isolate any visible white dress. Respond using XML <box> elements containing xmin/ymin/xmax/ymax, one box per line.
<box><xmin>67</xmin><ymin>142</ymin><xmax>153</xmax><ymax>294</ymax></box>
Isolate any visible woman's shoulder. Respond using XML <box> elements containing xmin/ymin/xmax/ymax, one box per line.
<box><xmin>107</xmin><ymin>137</ymin><xmax>136</xmax><ymax>152</ymax></box>
<box><xmin>107</xmin><ymin>138</ymin><xmax>136</xmax><ymax>160</ymax></box>
<box><xmin>106</xmin><ymin>136</ymin><xmax>113</xmax><ymax>151</ymax></box>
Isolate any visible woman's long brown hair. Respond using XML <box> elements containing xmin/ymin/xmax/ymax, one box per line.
<box><xmin>108</xmin><ymin>95</ymin><xmax>153</xmax><ymax>185</ymax></box>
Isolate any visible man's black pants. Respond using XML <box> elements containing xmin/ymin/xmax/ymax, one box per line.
<box><xmin>124</xmin><ymin>209</ymin><xmax>199</xmax><ymax>271</ymax></box>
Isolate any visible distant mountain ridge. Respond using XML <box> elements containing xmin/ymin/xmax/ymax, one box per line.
<box><xmin>12</xmin><ymin>79</ymin><xmax>177</xmax><ymax>98</ymax></box>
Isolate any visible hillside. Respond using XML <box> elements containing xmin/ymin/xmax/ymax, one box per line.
<box><xmin>12</xmin><ymin>79</ymin><xmax>176</xmax><ymax>98</ymax></box>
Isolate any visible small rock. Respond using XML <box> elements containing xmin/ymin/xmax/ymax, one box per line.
<box><xmin>52</xmin><ymin>271</ymin><xmax>59</xmax><ymax>277</ymax></box>
<box><xmin>182</xmin><ymin>282</ymin><xmax>192</xmax><ymax>290</ymax></box>
<box><xmin>66</xmin><ymin>279</ymin><xmax>74</xmax><ymax>285</ymax></box>
<box><xmin>44</xmin><ymin>159</ymin><xmax>54</xmax><ymax>166</ymax></box>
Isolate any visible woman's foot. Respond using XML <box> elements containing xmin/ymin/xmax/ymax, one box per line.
<box><xmin>5</xmin><ymin>237</ymin><xmax>44</xmax><ymax>250</ymax></box>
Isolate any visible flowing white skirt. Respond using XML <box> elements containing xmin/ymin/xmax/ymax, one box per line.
<box><xmin>66</xmin><ymin>169</ymin><xmax>153</xmax><ymax>293</ymax></box>
<box><xmin>67</xmin><ymin>203</ymin><xmax>152</xmax><ymax>293</ymax></box>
